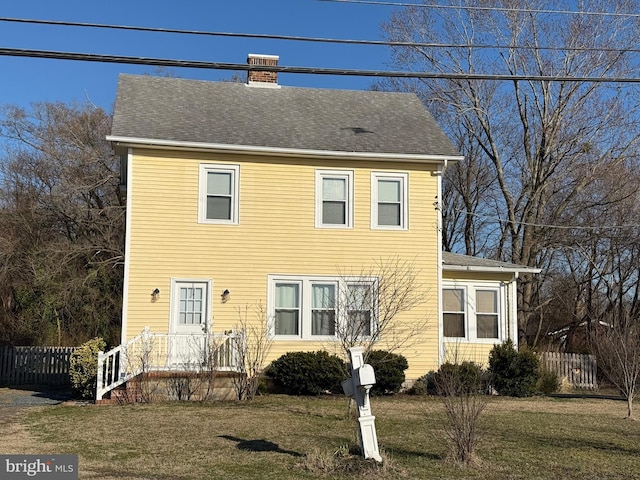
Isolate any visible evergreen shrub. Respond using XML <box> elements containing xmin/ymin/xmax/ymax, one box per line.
<box><xmin>536</xmin><ymin>367</ymin><xmax>560</xmax><ymax>395</ymax></box>
<box><xmin>69</xmin><ymin>337</ymin><xmax>106</xmax><ymax>400</ymax></box>
<box><xmin>407</xmin><ymin>371</ymin><xmax>436</xmax><ymax>395</ymax></box>
<box><xmin>488</xmin><ymin>339</ymin><xmax>540</xmax><ymax>397</ymax></box>
<box><xmin>366</xmin><ymin>350</ymin><xmax>409</xmax><ymax>395</ymax></box>
<box><xmin>266</xmin><ymin>351</ymin><xmax>347</xmax><ymax>395</ymax></box>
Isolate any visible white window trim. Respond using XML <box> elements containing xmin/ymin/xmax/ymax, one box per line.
<box><xmin>268</xmin><ymin>274</ymin><xmax>377</xmax><ymax>341</ymax></box>
<box><xmin>198</xmin><ymin>164</ymin><xmax>240</xmax><ymax>225</ymax></box>
<box><xmin>315</xmin><ymin>170</ymin><xmax>354</xmax><ymax>229</ymax></box>
<box><xmin>442</xmin><ymin>280</ymin><xmax>505</xmax><ymax>343</ymax></box>
<box><xmin>371</xmin><ymin>171</ymin><xmax>409</xmax><ymax>230</ymax></box>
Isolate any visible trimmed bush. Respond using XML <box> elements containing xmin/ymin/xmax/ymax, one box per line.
<box><xmin>366</xmin><ymin>350</ymin><xmax>409</xmax><ymax>395</ymax></box>
<box><xmin>266</xmin><ymin>351</ymin><xmax>347</xmax><ymax>396</ymax></box>
<box><xmin>488</xmin><ymin>339</ymin><xmax>540</xmax><ymax>397</ymax></box>
<box><xmin>407</xmin><ymin>371</ymin><xmax>437</xmax><ymax>395</ymax></box>
<box><xmin>435</xmin><ymin>361</ymin><xmax>487</xmax><ymax>395</ymax></box>
<box><xmin>69</xmin><ymin>337</ymin><xmax>106</xmax><ymax>400</ymax></box>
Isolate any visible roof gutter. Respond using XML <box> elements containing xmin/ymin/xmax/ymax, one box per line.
<box><xmin>106</xmin><ymin>135</ymin><xmax>465</xmax><ymax>164</ymax></box>
<box><xmin>443</xmin><ymin>265</ymin><xmax>542</xmax><ymax>274</ymax></box>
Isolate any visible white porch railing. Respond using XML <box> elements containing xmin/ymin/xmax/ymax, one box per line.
<box><xmin>96</xmin><ymin>327</ymin><xmax>244</xmax><ymax>400</ymax></box>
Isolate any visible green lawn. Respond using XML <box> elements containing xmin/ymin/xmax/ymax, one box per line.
<box><xmin>12</xmin><ymin>395</ymin><xmax>640</xmax><ymax>479</ymax></box>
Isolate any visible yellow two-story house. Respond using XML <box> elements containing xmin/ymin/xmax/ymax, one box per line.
<box><xmin>100</xmin><ymin>55</ymin><xmax>538</xmax><ymax>399</ymax></box>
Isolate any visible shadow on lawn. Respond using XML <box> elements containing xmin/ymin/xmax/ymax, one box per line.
<box><xmin>528</xmin><ymin>432</ymin><xmax>640</xmax><ymax>456</ymax></box>
<box><xmin>218</xmin><ymin>435</ymin><xmax>304</xmax><ymax>457</ymax></box>
<box><xmin>385</xmin><ymin>446</ymin><xmax>441</xmax><ymax>461</ymax></box>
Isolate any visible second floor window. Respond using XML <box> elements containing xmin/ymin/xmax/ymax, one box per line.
<box><xmin>371</xmin><ymin>172</ymin><xmax>408</xmax><ymax>230</ymax></box>
<box><xmin>198</xmin><ymin>164</ymin><xmax>239</xmax><ymax>224</ymax></box>
<box><xmin>316</xmin><ymin>170</ymin><xmax>353</xmax><ymax>228</ymax></box>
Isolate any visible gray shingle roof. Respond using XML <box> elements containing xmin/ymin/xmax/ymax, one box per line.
<box><xmin>442</xmin><ymin>252</ymin><xmax>541</xmax><ymax>274</ymax></box>
<box><xmin>109</xmin><ymin>74</ymin><xmax>461</xmax><ymax>158</ymax></box>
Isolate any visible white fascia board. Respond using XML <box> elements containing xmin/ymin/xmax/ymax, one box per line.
<box><xmin>106</xmin><ymin>135</ymin><xmax>465</xmax><ymax>164</ymax></box>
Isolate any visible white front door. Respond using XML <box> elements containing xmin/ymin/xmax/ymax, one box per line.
<box><xmin>170</xmin><ymin>280</ymin><xmax>211</xmax><ymax>367</ymax></box>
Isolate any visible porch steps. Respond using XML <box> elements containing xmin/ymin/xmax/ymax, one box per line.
<box><xmin>95</xmin><ymin>328</ymin><xmax>243</xmax><ymax>401</ymax></box>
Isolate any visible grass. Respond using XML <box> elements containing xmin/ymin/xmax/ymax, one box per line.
<box><xmin>6</xmin><ymin>394</ymin><xmax>640</xmax><ymax>479</ymax></box>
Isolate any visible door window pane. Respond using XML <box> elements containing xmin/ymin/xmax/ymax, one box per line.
<box><xmin>178</xmin><ymin>287</ymin><xmax>204</xmax><ymax>325</ymax></box>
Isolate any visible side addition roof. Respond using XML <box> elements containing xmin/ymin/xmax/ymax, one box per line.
<box><xmin>108</xmin><ymin>74</ymin><xmax>463</xmax><ymax>162</ymax></box>
<box><xmin>442</xmin><ymin>252</ymin><xmax>541</xmax><ymax>274</ymax></box>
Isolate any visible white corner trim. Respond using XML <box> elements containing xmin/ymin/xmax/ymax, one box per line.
<box><xmin>120</xmin><ymin>148</ymin><xmax>133</xmax><ymax>345</ymax></box>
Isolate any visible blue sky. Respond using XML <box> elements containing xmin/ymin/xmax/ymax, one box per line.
<box><xmin>0</xmin><ymin>0</ymin><xmax>402</xmax><ymax>112</ymax></box>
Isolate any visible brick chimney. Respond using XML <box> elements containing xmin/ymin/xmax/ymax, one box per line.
<box><xmin>247</xmin><ymin>54</ymin><xmax>280</xmax><ymax>86</ymax></box>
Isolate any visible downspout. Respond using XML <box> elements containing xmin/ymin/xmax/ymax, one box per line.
<box><xmin>510</xmin><ymin>272</ymin><xmax>519</xmax><ymax>347</ymax></box>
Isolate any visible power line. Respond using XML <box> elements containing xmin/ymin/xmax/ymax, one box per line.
<box><xmin>318</xmin><ymin>0</ymin><xmax>640</xmax><ymax>18</ymax></box>
<box><xmin>454</xmin><ymin>208</ymin><xmax>640</xmax><ymax>231</ymax></box>
<box><xmin>2</xmin><ymin>17</ymin><xmax>640</xmax><ymax>55</ymax></box>
<box><xmin>2</xmin><ymin>46</ymin><xmax>640</xmax><ymax>83</ymax></box>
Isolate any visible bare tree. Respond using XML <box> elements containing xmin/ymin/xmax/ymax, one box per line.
<box><xmin>381</xmin><ymin>0</ymin><xmax>640</xmax><ymax>346</ymax></box>
<box><xmin>328</xmin><ymin>256</ymin><xmax>430</xmax><ymax>363</ymax></box>
<box><xmin>434</xmin><ymin>357</ymin><xmax>489</xmax><ymax>465</ymax></box>
<box><xmin>0</xmin><ymin>102</ymin><xmax>124</xmax><ymax>346</ymax></box>
<box><xmin>591</xmin><ymin>314</ymin><xmax>640</xmax><ymax>419</ymax></box>
<box><xmin>231</xmin><ymin>304</ymin><xmax>274</xmax><ymax>401</ymax></box>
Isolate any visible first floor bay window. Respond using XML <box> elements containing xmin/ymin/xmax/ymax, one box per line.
<box><xmin>270</xmin><ymin>275</ymin><xmax>375</xmax><ymax>340</ymax></box>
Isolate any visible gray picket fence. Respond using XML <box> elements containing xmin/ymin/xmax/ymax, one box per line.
<box><xmin>0</xmin><ymin>346</ymin><xmax>76</xmax><ymax>386</ymax></box>
<box><xmin>541</xmin><ymin>352</ymin><xmax>597</xmax><ymax>390</ymax></box>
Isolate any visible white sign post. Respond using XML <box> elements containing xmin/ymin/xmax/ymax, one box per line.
<box><xmin>341</xmin><ymin>346</ymin><xmax>383</xmax><ymax>463</ymax></box>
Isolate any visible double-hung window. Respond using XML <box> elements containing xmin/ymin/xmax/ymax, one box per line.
<box><xmin>476</xmin><ymin>290</ymin><xmax>499</xmax><ymax>339</ymax></box>
<box><xmin>198</xmin><ymin>164</ymin><xmax>240</xmax><ymax>224</ymax></box>
<box><xmin>371</xmin><ymin>172</ymin><xmax>408</xmax><ymax>229</ymax></box>
<box><xmin>346</xmin><ymin>283</ymin><xmax>373</xmax><ymax>337</ymax></box>
<box><xmin>443</xmin><ymin>282</ymin><xmax>503</xmax><ymax>341</ymax></box>
<box><xmin>316</xmin><ymin>170</ymin><xmax>353</xmax><ymax>228</ymax></box>
<box><xmin>274</xmin><ymin>282</ymin><xmax>301</xmax><ymax>336</ymax></box>
<box><xmin>270</xmin><ymin>275</ymin><xmax>374</xmax><ymax>340</ymax></box>
<box><xmin>311</xmin><ymin>284</ymin><xmax>336</xmax><ymax>335</ymax></box>
<box><xmin>443</xmin><ymin>288</ymin><xmax>466</xmax><ymax>338</ymax></box>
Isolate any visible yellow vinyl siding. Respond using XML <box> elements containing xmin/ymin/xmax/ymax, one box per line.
<box><xmin>124</xmin><ymin>148</ymin><xmax>441</xmax><ymax>379</ymax></box>
<box><xmin>443</xmin><ymin>341</ymin><xmax>495</xmax><ymax>367</ymax></box>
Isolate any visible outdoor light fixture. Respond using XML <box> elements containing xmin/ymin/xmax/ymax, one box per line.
<box><xmin>221</xmin><ymin>289</ymin><xmax>230</xmax><ymax>302</ymax></box>
<box><xmin>151</xmin><ymin>288</ymin><xmax>160</xmax><ymax>301</ymax></box>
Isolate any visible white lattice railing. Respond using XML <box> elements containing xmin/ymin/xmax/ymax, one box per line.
<box><xmin>96</xmin><ymin>327</ymin><xmax>244</xmax><ymax>400</ymax></box>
